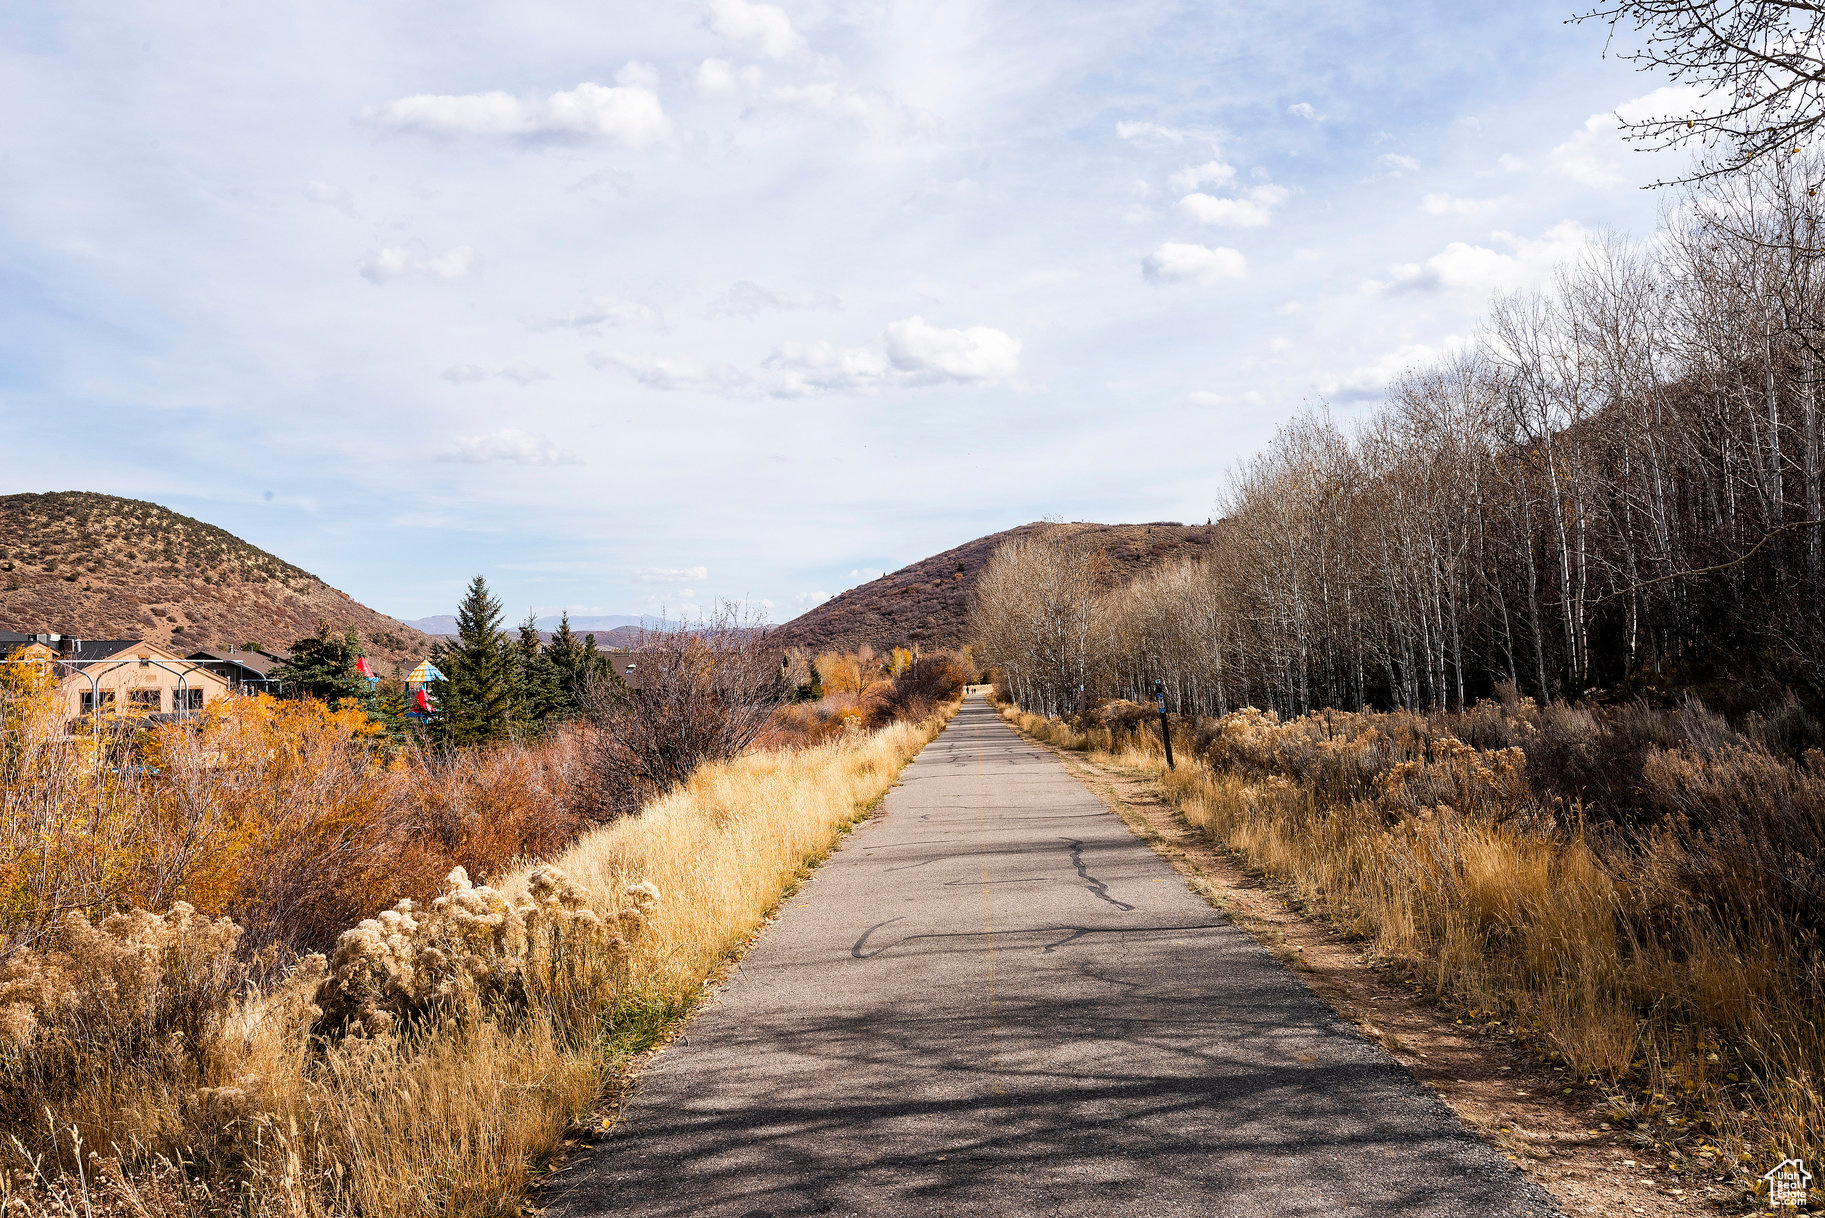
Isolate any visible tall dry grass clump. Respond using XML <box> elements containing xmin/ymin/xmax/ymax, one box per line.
<box><xmin>1003</xmin><ymin>695</ymin><xmax>1824</xmax><ymax>1179</ymax></box>
<box><xmin>0</xmin><ymin>656</ymin><xmax>957</xmax><ymax>1216</ymax></box>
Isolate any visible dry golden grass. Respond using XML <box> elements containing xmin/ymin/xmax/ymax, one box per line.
<box><xmin>1002</xmin><ymin>700</ymin><xmax>1823</xmax><ymax>1184</ymax></box>
<box><xmin>0</xmin><ymin>703</ymin><xmax>957</xmax><ymax>1216</ymax></box>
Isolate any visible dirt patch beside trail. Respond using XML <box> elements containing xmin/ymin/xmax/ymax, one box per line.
<box><xmin>1029</xmin><ymin>739</ymin><xmax>1753</xmax><ymax>1218</ymax></box>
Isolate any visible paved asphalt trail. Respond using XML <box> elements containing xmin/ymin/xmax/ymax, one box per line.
<box><xmin>550</xmin><ymin>695</ymin><xmax>1558</xmax><ymax>1217</ymax></box>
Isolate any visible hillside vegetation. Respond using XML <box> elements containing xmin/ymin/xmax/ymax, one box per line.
<box><xmin>775</xmin><ymin>520</ymin><xmax>1218</xmax><ymax>655</ymax></box>
<box><xmin>0</xmin><ymin>492</ymin><xmax>428</xmax><ymax>664</ymax></box>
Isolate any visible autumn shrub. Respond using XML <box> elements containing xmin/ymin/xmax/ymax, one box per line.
<box><xmin>0</xmin><ymin>665</ymin><xmax>959</xmax><ymax>1216</ymax></box>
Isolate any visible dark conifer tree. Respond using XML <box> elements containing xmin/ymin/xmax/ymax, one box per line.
<box><xmin>432</xmin><ymin>575</ymin><xmax>516</xmax><ymax>745</ymax></box>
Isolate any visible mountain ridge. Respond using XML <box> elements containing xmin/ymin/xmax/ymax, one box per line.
<box><xmin>773</xmin><ymin>520</ymin><xmax>1219</xmax><ymax>655</ymax></box>
<box><xmin>0</xmin><ymin>492</ymin><xmax>432</xmax><ymax>667</ymax></box>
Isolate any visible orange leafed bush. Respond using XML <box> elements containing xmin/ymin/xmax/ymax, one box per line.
<box><xmin>0</xmin><ymin>682</ymin><xmax>592</xmax><ymax>957</ymax></box>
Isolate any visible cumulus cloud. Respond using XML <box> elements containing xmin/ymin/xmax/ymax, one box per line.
<box><xmin>590</xmin><ymin>351</ymin><xmax>750</xmax><ymax>393</ymax></box>
<box><xmin>1168</xmin><ymin>160</ymin><xmax>1236</xmax><ymax>194</ymax></box>
<box><xmin>304</xmin><ymin>179</ymin><xmax>354</xmax><ymax>215</ymax></box>
<box><xmin>637</xmin><ymin>565</ymin><xmax>709</xmax><ymax>582</ymax></box>
<box><xmin>1377</xmin><ymin>153</ymin><xmax>1420</xmax><ymax>175</ymax></box>
<box><xmin>1116</xmin><ymin>120</ymin><xmax>1217</xmax><ymax>148</ymax></box>
<box><xmin>536</xmin><ymin>297</ymin><xmax>658</xmax><ymax>329</ymax></box>
<box><xmin>693</xmin><ymin>57</ymin><xmax>762</xmax><ymax>93</ymax></box>
<box><xmin>1187</xmin><ymin>389</ymin><xmax>1264</xmax><ymax>407</ymax></box>
<box><xmin>360</xmin><ymin>246</ymin><xmax>474</xmax><ymax>283</ymax></box>
<box><xmin>1142</xmin><ymin>242</ymin><xmax>1247</xmax><ymax>285</ymax></box>
<box><xmin>763</xmin><ymin>340</ymin><xmax>889</xmax><ymax>395</ymax></box>
<box><xmin>367</xmin><ymin>73</ymin><xmax>671</xmax><ymax>146</ymax></box>
<box><xmin>600</xmin><ymin>317</ymin><xmax>1020</xmax><ymax>396</ymax></box>
<box><xmin>768</xmin><ymin>82</ymin><xmax>931</xmax><ymax>142</ymax></box>
<box><xmin>709</xmin><ymin>280</ymin><xmax>837</xmax><ymax>317</ymax></box>
<box><xmin>884</xmin><ymin>316</ymin><xmax>1021</xmax><ymax>383</ymax></box>
<box><xmin>1376</xmin><ymin>221</ymin><xmax>1595</xmax><ymax>295</ymax></box>
<box><xmin>1550</xmin><ymin>85</ymin><xmax>1706</xmax><ymax>187</ymax></box>
<box><xmin>442</xmin><ymin>362</ymin><xmax>551</xmax><ymax>384</ymax></box>
<box><xmin>1316</xmin><ymin>340</ymin><xmax>1462</xmax><ymax>403</ymax></box>
<box><xmin>709</xmin><ymin>0</ymin><xmax>803</xmax><ymax>58</ymax></box>
<box><xmin>1420</xmin><ymin>192</ymin><xmax>1504</xmax><ymax>216</ymax></box>
<box><xmin>1287</xmin><ymin>102</ymin><xmax>1320</xmax><ymax>120</ymax></box>
<box><xmin>1176</xmin><ymin>183</ymin><xmax>1288</xmax><ymax>227</ymax></box>
<box><xmin>436</xmin><ymin>428</ymin><xmax>582</xmax><ymax>465</ymax></box>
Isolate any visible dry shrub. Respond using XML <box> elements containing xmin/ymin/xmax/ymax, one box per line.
<box><xmin>581</xmin><ymin>619</ymin><xmax>782</xmax><ymax>820</ymax></box>
<box><xmin>0</xmin><ymin>683</ymin><xmax>593</xmax><ymax>958</ymax></box>
<box><xmin>1004</xmin><ymin>696</ymin><xmax>1825</xmax><ymax>1175</ymax></box>
<box><xmin>758</xmin><ymin>650</ymin><xmax>969</xmax><ymax>749</ymax></box>
<box><xmin>0</xmin><ymin>680</ymin><xmax>960</xmax><ymax>1216</ymax></box>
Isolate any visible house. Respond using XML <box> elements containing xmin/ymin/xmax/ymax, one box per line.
<box><xmin>187</xmin><ymin>647</ymin><xmax>287</xmax><ymax>695</ymax></box>
<box><xmin>0</xmin><ymin>633</ymin><xmax>232</xmax><ymax>725</ymax></box>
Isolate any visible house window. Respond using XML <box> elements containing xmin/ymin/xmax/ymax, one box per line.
<box><xmin>180</xmin><ymin>688</ymin><xmax>204</xmax><ymax>711</ymax></box>
<box><xmin>79</xmin><ymin>691</ymin><xmax>116</xmax><ymax>713</ymax></box>
<box><xmin>128</xmin><ymin>689</ymin><xmax>161</xmax><ymax>711</ymax></box>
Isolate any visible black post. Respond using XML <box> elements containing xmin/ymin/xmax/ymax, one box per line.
<box><xmin>1154</xmin><ymin>677</ymin><xmax>1175</xmax><ymax>770</ymax></box>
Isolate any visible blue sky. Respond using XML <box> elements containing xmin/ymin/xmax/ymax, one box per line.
<box><xmin>0</xmin><ymin>0</ymin><xmax>1698</xmax><ymax>623</ymax></box>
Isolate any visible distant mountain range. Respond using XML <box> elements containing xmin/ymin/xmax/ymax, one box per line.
<box><xmin>400</xmin><ymin>613</ymin><xmax>672</xmax><ymax>636</ymax></box>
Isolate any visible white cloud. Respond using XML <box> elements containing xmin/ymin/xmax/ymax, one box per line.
<box><xmin>637</xmin><ymin>565</ymin><xmax>709</xmax><ymax>582</ymax></box>
<box><xmin>884</xmin><ymin>316</ymin><xmax>1021</xmax><ymax>383</ymax></box>
<box><xmin>709</xmin><ymin>280</ymin><xmax>837</xmax><ymax>317</ymax></box>
<box><xmin>1420</xmin><ymin>192</ymin><xmax>1504</xmax><ymax>216</ymax></box>
<box><xmin>360</xmin><ymin>245</ymin><xmax>474</xmax><ymax>284</ymax></box>
<box><xmin>1168</xmin><ymin>160</ymin><xmax>1237</xmax><ymax>194</ymax></box>
<box><xmin>708</xmin><ymin>0</ymin><xmax>803</xmax><ymax>59</ymax></box>
<box><xmin>1187</xmin><ymin>389</ymin><xmax>1264</xmax><ymax>407</ymax></box>
<box><xmin>763</xmin><ymin>340</ymin><xmax>890</xmax><ymax>395</ymax></box>
<box><xmin>436</xmin><ymin>428</ymin><xmax>582</xmax><ymax>465</ymax></box>
<box><xmin>1377</xmin><ymin>153</ymin><xmax>1420</xmax><ymax>175</ymax></box>
<box><xmin>797</xmin><ymin>590</ymin><xmax>832</xmax><ymax>607</ymax></box>
<box><xmin>1550</xmin><ymin>85</ymin><xmax>1706</xmax><ymax>187</ymax></box>
<box><xmin>696</xmin><ymin>57</ymin><xmax>738</xmax><ymax>93</ymax></box>
<box><xmin>367</xmin><ymin>76</ymin><xmax>671</xmax><ymax>146</ymax></box>
<box><xmin>498</xmin><ymin>362</ymin><xmax>552</xmax><ymax>384</ymax></box>
<box><xmin>1287</xmin><ymin>102</ymin><xmax>1319</xmax><ymax>120</ymax></box>
<box><xmin>1115</xmin><ymin>120</ymin><xmax>1215</xmax><ymax>147</ymax></box>
<box><xmin>1316</xmin><ymin>339</ymin><xmax>1462</xmax><ymax>403</ymax></box>
<box><xmin>1176</xmin><ymin>183</ymin><xmax>1288</xmax><ymax>227</ymax></box>
<box><xmin>591</xmin><ymin>351</ymin><xmax>751</xmax><ymax>393</ymax></box>
<box><xmin>1142</xmin><ymin>242</ymin><xmax>1247</xmax><ymax>285</ymax></box>
<box><xmin>1293</xmin><ymin>248</ymin><xmax>1324</xmax><ymax>263</ymax></box>
<box><xmin>1379</xmin><ymin>220</ymin><xmax>1595</xmax><ymax>295</ymax></box>
<box><xmin>1497</xmin><ymin>154</ymin><xmax>1527</xmax><ymax>173</ymax></box>
<box><xmin>537</xmin><ymin>297</ymin><xmax>658</xmax><ymax>329</ymax></box>
<box><xmin>304</xmin><ymin>179</ymin><xmax>354</xmax><ymax>215</ymax></box>
<box><xmin>441</xmin><ymin>362</ymin><xmax>550</xmax><ymax>384</ymax></box>
<box><xmin>768</xmin><ymin>82</ymin><xmax>930</xmax><ymax>142</ymax></box>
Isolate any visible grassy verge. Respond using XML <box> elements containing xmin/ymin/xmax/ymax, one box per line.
<box><xmin>0</xmin><ymin>704</ymin><xmax>958</xmax><ymax>1217</ymax></box>
<box><xmin>998</xmin><ymin>698</ymin><xmax>1821</xmax><ymax>1203</ymax></box>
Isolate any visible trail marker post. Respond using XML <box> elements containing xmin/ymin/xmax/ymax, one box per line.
<box><xmin>1154</xmin><ymin>677</ymin><xmax>1174</xmax><ymax>770</ymax></box>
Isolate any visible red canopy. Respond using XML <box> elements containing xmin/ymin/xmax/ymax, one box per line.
<box><xmin>355</xmin><ymin>656</ymin><xmax>374</xmax><ymax>679</ymax></box>
<box><xmin>412</xmin><ymin>687</ymin><xmax>434</xmax><ymax>713</ymax></box>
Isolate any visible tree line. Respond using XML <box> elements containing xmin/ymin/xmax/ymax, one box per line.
<box><xmin>273</xmin><ymin>575</ymin><xmax>614</xmax><ymax>745</ymax></box>
<box><xmin>975</xmin><ymin>156</ymin><xmax>1825</xmax><ymax>722</ymax></box>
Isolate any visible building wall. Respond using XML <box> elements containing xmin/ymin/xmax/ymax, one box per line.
<box><xmin>58</xmin><ymin>652</ymin><xmax>230</xmax><ymax>718</ymax></box>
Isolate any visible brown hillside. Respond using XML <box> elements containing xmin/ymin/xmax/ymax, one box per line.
<box><xmin>774</xmin><ymin>521</ymin><xmax>1220</xmax><ymax>655</ymax></box>
<box><xmin>0</xmin><ymin>492</ymin><xmax>431</xmax><ymax>668</ymax></box>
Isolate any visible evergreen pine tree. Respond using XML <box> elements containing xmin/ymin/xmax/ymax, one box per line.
<box><xmin>433</xmin><ymin>575</ymin><xmax>516</xmax><ymax>746</ymax></box>
<box><xmin>515</xmin><ymin>613</ymin><xmax>564</xmax><ymax>724</ymax></box>
<box><xmin>273</xmin><ymin>621</ymin><xmax>372</xmax><ymax>706</ymax></box>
